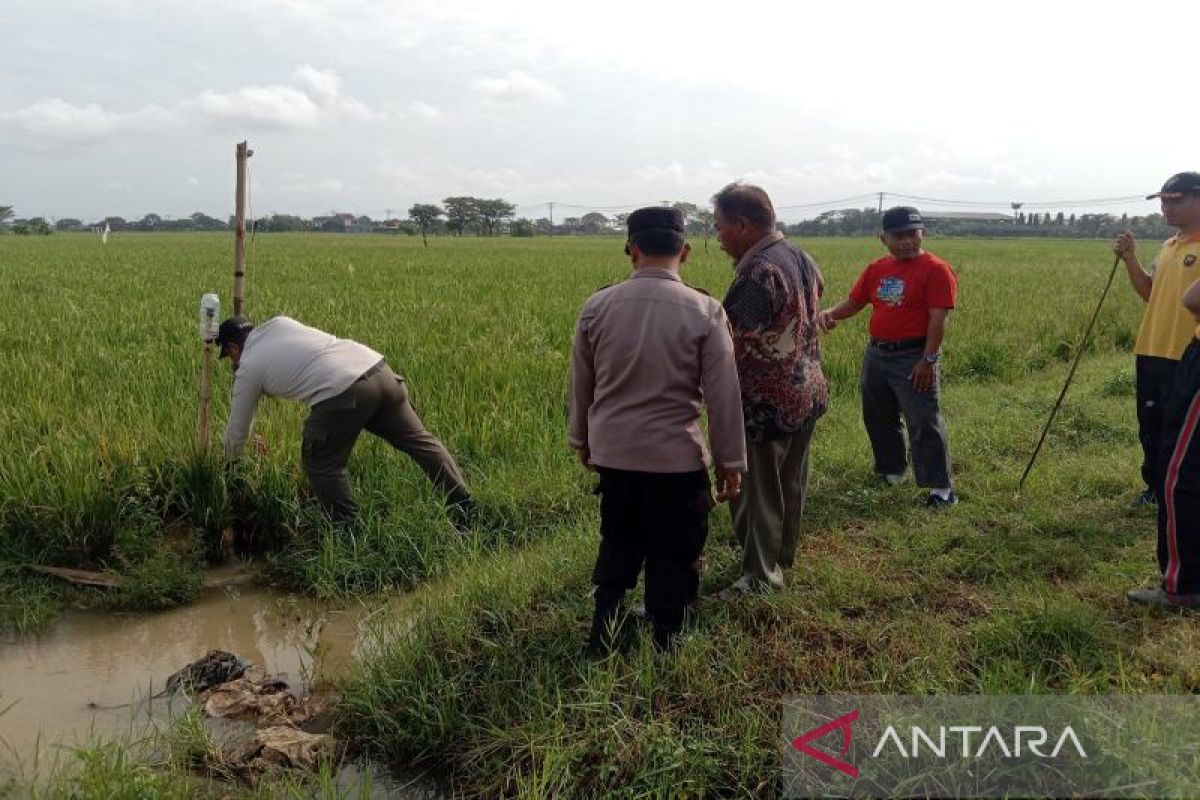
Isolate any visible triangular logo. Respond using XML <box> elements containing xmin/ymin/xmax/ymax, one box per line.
<box><xmin>791</xmin><ymin>708</ymin><xmax>859</xmax><ymax>779</ymax></box>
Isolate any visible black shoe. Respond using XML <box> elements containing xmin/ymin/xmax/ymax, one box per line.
<box><xmin>1130</xmin><ymin>489</ymin><xmax>1157</xmax><ymax>508</ymax></box>
<box><xmin>924</xmin><ymin>491</ymin><xmax>958</xmax><ymax>509</ymax></box>
<box><xmin>587</xmin><ymin>590</ymin><xmax>630</xmax><ymax>655</ymax></box>
<box><xmin>651</xmin><ymin>622</ymin><xmax>682</xmax><ymax>652</ymax></box>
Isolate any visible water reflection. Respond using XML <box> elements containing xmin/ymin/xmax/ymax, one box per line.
<box><xmin>0</xmin><ymin>585</ymin><xmax>375</xmax><ymax>763</ymax></box>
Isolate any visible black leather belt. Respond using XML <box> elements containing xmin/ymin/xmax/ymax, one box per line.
<box><xmin>357</xmin><ymin>359</ymin><xmax>386</xmax><ymax>381</ymax></box>
<box><xmin>870</xmin><ymin>337</ymin><xmax>926</xmax><ymax>352</ymax></box>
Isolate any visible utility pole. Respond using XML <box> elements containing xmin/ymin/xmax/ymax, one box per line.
<box><xmin>233</xmin><ymin>141</ymin><xmax>253</xmax><ymax>316</ymax></box>
<box><xmin>878</xmin><ymin>192</ymin><xmax>884</xmax><ymax>215</ymax></box>
<box><xmin>548</xmin><ymin>202</ymin><xmax>555</xmax><ymax>236</ymax></box>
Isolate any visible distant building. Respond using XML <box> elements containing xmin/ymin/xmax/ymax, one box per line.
<box><xmin>313</xmin><ymin>213</ymin><xmax>356</xmax><ymax>233</ymax></box>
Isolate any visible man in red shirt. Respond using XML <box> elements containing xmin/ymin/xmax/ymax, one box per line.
<box><xmin>820</xmin><ymin>206</ymin><xmax>958</xmax><ymax>507</ymax></box>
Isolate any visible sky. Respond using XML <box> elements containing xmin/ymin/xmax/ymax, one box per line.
<box><xmin>1</xmin><ymin>0</ymin><xmax>1195</xmax><ymax>223</ymax></box>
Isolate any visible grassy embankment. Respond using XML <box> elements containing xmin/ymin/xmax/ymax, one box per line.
<box><xmin>2</xmin><ymin>233</ymin><xmax>1191</xmax><ymax>796</ymax></box>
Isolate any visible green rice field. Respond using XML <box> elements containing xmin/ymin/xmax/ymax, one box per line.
<box><xmin>1</xmin><ymin>232</ymin><xmax>1193</xmax><ymax>797</ymax></box>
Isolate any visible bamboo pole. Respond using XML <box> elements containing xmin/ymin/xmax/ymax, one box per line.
<box><xmin>233</xmin><ymin>141</ymin><xmax>251</xmax><ymax>316</ymax></box>
<box><xmin>197</xmin><ymin>341</ymin><xmax>214</xmax><ymax>449</ymax></box>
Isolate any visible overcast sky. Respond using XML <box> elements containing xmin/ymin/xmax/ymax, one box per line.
<box><xmin>1</xmin><ymin>0</ymin><xmax>1193</xmax><ymax>222</ymax></box>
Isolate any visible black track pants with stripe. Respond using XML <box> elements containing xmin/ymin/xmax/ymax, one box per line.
<box><xmin>1157</xmin><ymin>337</ymin><xmax>1200</xmax><ymax>596</ymax></box>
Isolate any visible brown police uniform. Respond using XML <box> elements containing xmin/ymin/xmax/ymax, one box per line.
<box><xmin>569</xmin><ymin>241</ymin><xmax>746</xmax><ymax>649</ymax></box>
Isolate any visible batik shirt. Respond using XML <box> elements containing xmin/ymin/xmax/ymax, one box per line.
<box><xmin>723</xmin><ymin>233</ymin><xmax>829</xmax><ymax>442</ymax></box>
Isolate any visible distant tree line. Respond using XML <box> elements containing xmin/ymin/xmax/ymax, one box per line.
<box><xmin>0</xmin><ymin>200</ymin><xmax>1173</xmax><ymax>242</ymax></box>
<box><xmin>787</xmin><ymin>207</ymin><xmax>1174</xmax><ymax>240</ymax></box>
<box><xmin>0</xmin><ymin>210</ymin><xmax>229</xmax><ymax>235</ymax></box>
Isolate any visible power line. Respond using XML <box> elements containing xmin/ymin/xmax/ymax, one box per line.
<box><xmin>776</xmin><ymin>193</ymin><xmax>878</xmax><ymax>210</ymax></box>
<box><xmin>888</xmin><ymin>192</ymin><xmax>1148</xmax><ymax>210</ymax></box>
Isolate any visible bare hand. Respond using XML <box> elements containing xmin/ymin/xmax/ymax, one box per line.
<box><xmin>909</xmin><ymin>360</ymin><xmax>937</xmax><ymax>393</ymax></box>
<box><xmin>1112</xmin><ymin>231</ymin><xmax>1136</xmax><ymax>261</ymax></box>
<box><xmin>715</xmin><ymin>467</ymin><xmax>742</xmax><ymax>502</ymax></box>
<box><xmin>251</xmin><ymin>433</ymin><xmax>269</xmax><ymax>457</ymax></box>
<box><xmin>818</xmin><ymin>310</ymin><xmax>839</xmax><ymax>332</ymax></box>
<box><xmin>577</xmin><ymin>446</ymin><xmax>596</xmax><ymax>472</ymax></box>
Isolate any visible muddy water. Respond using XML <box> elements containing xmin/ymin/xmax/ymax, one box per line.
<box><xmin>0</xmin><ymin>581</ymin><xmax>380</xmax><ymax>766</ymax></box>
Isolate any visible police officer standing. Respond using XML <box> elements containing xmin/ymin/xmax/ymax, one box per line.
<box><xmin>569</xmin><ymin>207</ymin><xmax>747</xmax><ymax>652</ymax></box>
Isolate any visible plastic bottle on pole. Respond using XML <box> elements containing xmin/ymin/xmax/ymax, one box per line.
<box><xmin>199</xmin><ymin>293</ymin><xmax>220</xmax><ymax>343</ymax></box>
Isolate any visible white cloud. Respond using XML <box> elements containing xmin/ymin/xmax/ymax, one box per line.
<box><xmin>408</xmin><ymin>101</ymin><xmax>442</xmax><ymax>120</ymax></box>
<box><xmin>3</xmin><ymin>98</ymin><xmax>176</xmax><ymax>145</ymax></box>
<box><xmin>442</xmin><ymin>165</ymin><xmax>570</xmax><ymax>198</ymax></box>
<box><xmin>188</xmin><ymin>85</ymin><xmax>321</xmax><ymax>129</ymax></box>
<box><xmin>293</xmin><ymin>64</ymin><xmax>340</xmax><ymax>108</ymax></box>
<box><xmin>910</xmin><ymin>170</ymin><xmax>998</xmax><ymax>189</ymax></box>
<box><xmin>186</xmin><ymin>177</ymin><xmax>200</xmax><ymax>187</ymax></box>
<box><xmin>632</xmin><ymin>160</ymin><xmax>893</xmax><ymax>198</ymax></box>
<box><xmin>863</xmin><ymin>162</ymin><xmax>894</xmax><ymax>184</ymax></box>
<box><xmin>634</xmin><ymin>161</ymin><xmax>687</xmax><ymax>185</ymax></box>
<box><xmin>472</xmin><ymin>71</ymin><xmax>564</xmax><ymax>104</ymax></box>
<box><xmin>450</xmin><ymin>166</ymin><xmax>523</xmax><ymax>192</ymax></box>
<box><xmin>376</xmin><ymin>157</ymin><xmax>424</xmax><ymax>184</ymax></box>
<box><xmin>186</xmin><ymin>66</ymin><xmax>377</xmax><ymax>129</ymax></box>
<box><xmin>632</xmin><ymin>161</ymin><xmax>739</xmax><ymax>190</ymax></box>
<box><xmin>3</xmin><ymin>65</ymin><xmax>371</xmax><ymax>145</ymax></box>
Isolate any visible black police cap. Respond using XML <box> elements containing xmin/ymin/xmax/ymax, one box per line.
<box><xmin>626</xmin><ymin>207</ymin><xmax>686</xmax><ymax>236</ymax></box>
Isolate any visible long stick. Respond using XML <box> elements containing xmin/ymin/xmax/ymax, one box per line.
<box><xmin>197</xmin><ymin>341</ymin><xmax>214</xmax><ymax>449</ymax></box>
<box><xmin>233</xmin><ymin>141</ymin><xmax>250</xmax><ymax>316</ymax></box>
<box><xmin>1019</xmin><ymin>255</ymin><xmax>1122</xmax><ymax>489</ymax></box>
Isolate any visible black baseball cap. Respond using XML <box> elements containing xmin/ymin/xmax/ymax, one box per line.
<box><xmin>215</xmin><ymin>316</ymin><xmax>253</xmax><ymax>357</ymax></box>
<box><xmin>626</xmin><ymin>207</ymin><xmax>686</xmax><ymax>235</ymax></box>
<box><xmin>882</xmin><ymin>206</ymin><xmax>924</xmax><ymax>233</ymax></box>
<box><xmin>1147</xmin><ymin>172</ymin><xmax>1200</xmax><ymax>200</ymax></box>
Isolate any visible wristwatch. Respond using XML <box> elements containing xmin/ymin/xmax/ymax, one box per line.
<box><xmin>923</xmin><ymin>352</ymin><xmax>940</xmax><ymax>364</ymax></box>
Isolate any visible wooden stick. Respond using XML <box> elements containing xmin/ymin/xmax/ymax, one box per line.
<box><xmin>24</xmin><ymin>563</ymin><xmax>259</xmax><ymax>590</ymax></box>
<box><xmin>233</xmin><ymin>141</ymin><xmax>250</xmax><ymax>316</ymax></box>
<box><xmin>23</xmin><ymin>564</ymin><xmax>128</xmax><ymax>588</ymax></box>
<box><xmin>197</xmin><ymin>341</ymin><xmax>214</xmax><ymax>449</ymax></box>
<box><xmin>1019</xmin><ymin>255</ymin><xmax>1121</xmax><ymax>489</ymax></box>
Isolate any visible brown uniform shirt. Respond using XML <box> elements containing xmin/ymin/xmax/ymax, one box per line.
<box><xmin>569</xmin><ymin>267</ymin><xmax>747</xmax><ymax>473</ymax></box>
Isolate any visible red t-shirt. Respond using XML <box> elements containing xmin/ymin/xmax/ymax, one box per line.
<box><xmin>849</xmin><ymin>251</ymin><xmax>957</xmax><ymax>340</ymax></box>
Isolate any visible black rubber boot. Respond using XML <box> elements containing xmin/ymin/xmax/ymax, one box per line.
<box><xmin>448</xmin><ymin>496</ymin><xmax>477</xmax><ymax>533</ymax></box>
<box><xmin>586</xmin><ymin>588</ymin><xmax>625</xmax><ymax>655</ymax></box>
<box><xmin>651</xmin><ymin>622</ymin><xmax>681</xmax><ymax>652</ymax></box>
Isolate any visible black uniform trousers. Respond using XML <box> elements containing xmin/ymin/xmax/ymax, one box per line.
<box><xmin>1137</xmin><ymin>355</ymin><xmax>1181</xmax><ymax>498</ymax></box>
<box><xmin>591</xmin><ymin>467</ymin><xmax>712</xmax><ymax>647</ymax></box>
<box><xmin>1156</xmin><ymin>339</ymin><xmax>1200</xmax><ymax>596</ymax></box>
